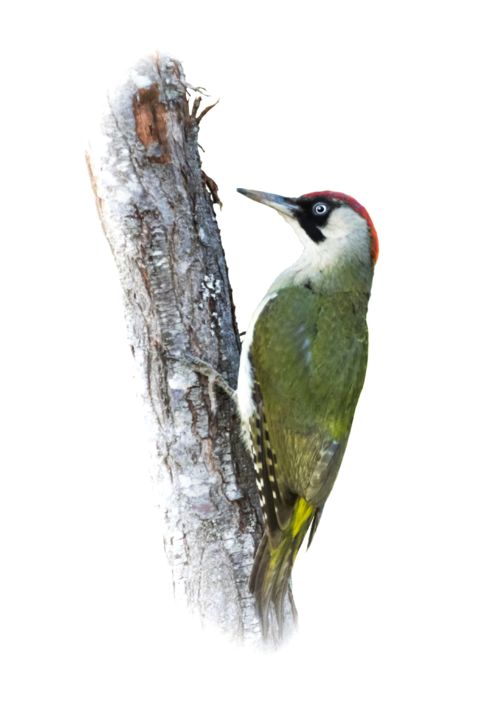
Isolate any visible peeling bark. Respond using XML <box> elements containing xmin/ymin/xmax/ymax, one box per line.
<box><xmin>86</xmin><ymin>54</ymin><xmax>294</xmax><ymax>645</ymax></box>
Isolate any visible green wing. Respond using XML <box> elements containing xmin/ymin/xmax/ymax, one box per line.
<box><xmin>250</xmin><ymin>285</ymin><xmax>369</xmax><ymax>509</ymax></box>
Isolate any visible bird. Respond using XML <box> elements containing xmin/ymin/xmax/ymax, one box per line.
<box><xmin>236</xmin><ymin>187</ymin><xmax>378</xmax><ymax>638</ymax></box>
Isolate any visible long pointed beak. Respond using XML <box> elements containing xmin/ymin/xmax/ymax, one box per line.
<box><xmin>236</xmin><ymin>188</ymin><xmax>299</xmax><ymax>217</ymax></box>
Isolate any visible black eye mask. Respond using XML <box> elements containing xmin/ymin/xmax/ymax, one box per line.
<box><xmin>294</xmin><ymin>198</ymin><xmax>337</xmax><ymax>243</ymax></box>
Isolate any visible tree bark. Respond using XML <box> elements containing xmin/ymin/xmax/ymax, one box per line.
<box><xmin>86</xmin><ymin>54</ymin><xmax>294</xmax><ymax>645</ymax></box>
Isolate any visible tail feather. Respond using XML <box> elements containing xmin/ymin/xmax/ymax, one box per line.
<box><xmin>307</xmin><ymin>505</ymin><xmax>324</xmax><ymax>549</ymax></box>
<box><xmin>250</xmin><ymin>497</ymin><xmax>315</xmax><ymax>640</ymax></box>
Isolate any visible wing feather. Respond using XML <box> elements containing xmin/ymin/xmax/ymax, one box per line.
<box><xmin>249</xmin><ymin>378</ymin><xmax>293</xmax><ymax>535</ymax></box>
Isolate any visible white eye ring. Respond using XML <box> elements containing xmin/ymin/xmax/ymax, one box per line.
<box><xmin>313</xmin><ymin>202</ymin><xmax>328</xmax><ymax>216</ymax></box>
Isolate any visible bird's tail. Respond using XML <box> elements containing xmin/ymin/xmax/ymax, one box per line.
<box><xmin>249</xmin><ymin>497</ymin><xmax>315</xmax><ymax>640</ymax></box>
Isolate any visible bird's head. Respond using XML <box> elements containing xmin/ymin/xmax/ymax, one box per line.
<box><xmin>237</xmin><ymin>188</ymin><xmax>379</xmax><ymax>268</ymax></box>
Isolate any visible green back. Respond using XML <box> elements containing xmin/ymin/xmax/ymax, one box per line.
<box><xmin>251</xmin><ymin>286</ymin><xmax>369</xmax><ymax>504</ymax></box>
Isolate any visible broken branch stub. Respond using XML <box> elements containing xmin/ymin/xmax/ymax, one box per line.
<box><xmin>86</xmin><ymin>54</ymin><xmax>295</xmax><ymax>645</ymax></box>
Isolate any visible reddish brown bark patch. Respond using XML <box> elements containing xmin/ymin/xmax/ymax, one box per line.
<box><xmin>133</xmin><ymin>84</ymin><xmax>171</xmax><ymax>163</ymax></box>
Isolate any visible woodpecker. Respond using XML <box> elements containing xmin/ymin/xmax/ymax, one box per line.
<box><xmin>236</xmin><ymin>188</ymin><xmax>378</xmax><ymax>637</ymax></box>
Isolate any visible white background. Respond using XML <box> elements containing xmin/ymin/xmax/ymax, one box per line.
<box><xmin>1</xmin><ymin>1</ymin><xmax>480</xmax><ymax>718</ymax></box>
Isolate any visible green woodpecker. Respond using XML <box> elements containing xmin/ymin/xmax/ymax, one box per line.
<box><xmin>236</xmin><ymin>188</ymin><xmax>378</xmax><ymax>635</ymax></box>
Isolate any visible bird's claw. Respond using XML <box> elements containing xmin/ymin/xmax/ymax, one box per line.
<box><xmin>167</xmin><ymin>352</ymin><xmax>237</xmax><ymax>408</ymax></box>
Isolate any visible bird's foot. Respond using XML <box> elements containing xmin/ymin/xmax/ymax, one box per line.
<box><xmin>185</xmin><ymin>353</ymin><xmax>236</xmax><ymax>401</ymax></box>
<box><xmin>168</xmin><ymin>352</ymin><xmax>237</xmax><ymax>414</ymax></box>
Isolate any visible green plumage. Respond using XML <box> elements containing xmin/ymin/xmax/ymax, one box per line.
<box><xmin>253</xmin><ymin>286</ymin><xmax>369</xmax><ymax>504</ymax></box>
<box><xmin>248</xmin><ymin>285</ymin><xmax>370</xmax><ymax>635</ymax></box>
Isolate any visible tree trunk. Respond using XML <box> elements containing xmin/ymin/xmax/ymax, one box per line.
<box><xmin>86</xmin><ymin>54</ymin><xmax>294</xmax><ymax>645</ymax></box>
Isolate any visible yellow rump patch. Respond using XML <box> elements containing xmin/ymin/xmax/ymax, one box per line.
<box><xmin>291</xmin><ymin>497</ymin><xmax>314</xmax><ymax>537</ymax></box>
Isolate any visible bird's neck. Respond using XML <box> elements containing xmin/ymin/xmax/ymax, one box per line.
<box><xmin>269</xmin><ymin>232</ymin><xmax>374</xmax><ymax>295</ymax></box>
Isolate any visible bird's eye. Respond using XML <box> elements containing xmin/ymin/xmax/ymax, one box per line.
<box><xmin>312</xmin><ymin>202</ymin><xmax>328</xmax><ymax>216</ymax></box>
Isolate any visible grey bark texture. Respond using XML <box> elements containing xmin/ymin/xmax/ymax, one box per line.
<box><xmin>86</xmin><ymin>54</ymin><xmax>294</xmax><ymax>645</ymax></box>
